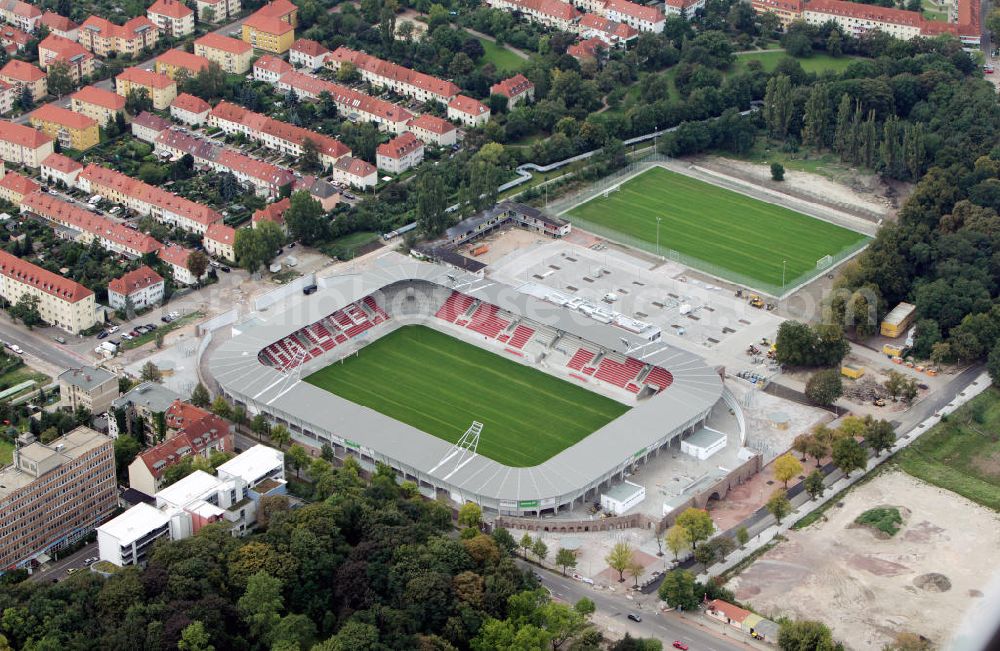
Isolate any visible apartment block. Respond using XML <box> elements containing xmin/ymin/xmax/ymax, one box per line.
<box><xmin>376</xmin><ymin>131</ymin><xmax>424</xmax><ymax>174</ymax></box>
<box><xmin>326</xmin><ymin>46</ymin><xmax>460</xmax><ymax>104</ymax></box>
<box><xmin>79</xmin><ymin>16</ymin><xmax>158</xmax><ymax>58</ymax></box>
<box><xmin>0</xmin><ymin>170</ymin><xmax>37</xmax><ymax>203</ymax></box>
<box><xmin>39</xmin><ymin>11</ymin><xmax>78</xmax><ymax>40</ymax></box>
<box><xmin>241</xmin><ymin>13</ymin><xmax>294</xmax><ymax>54</ymax></box>
<box><xmin>490</xmin><ymin>73</ymin><xmax>535</xmax><ymax>107</ymax></box>
<box><xmin>193</xmin><ymin>32</ymin><xmax>253</xmax><ymax>74</ymax></box>
<box><xmin>204</xmin><ymin>222</ymin><xmax>235</xmax><ymax>262</ymax></box>
<box><xmin>37</xmin><ymin>34</ymin><xmax>95</xmax><ymax>82</ymax></box>
<box><xmin>40</xmin><ymin>152</ymin><xmax>83</xmax><ymax>188</ymax></box>
<box><xmin>170</xmin><ymin>93</ymin><xmax>211</xmax><ymax>126</ymax></box>
<box><xmin>158</xmin><ymin>243</ymin><xmax>206</xmax><ymax>285</ymax></box>
<box><xmin>0</xmin><ymin>120</ymin><xmax>53</xmax><ymax>168</ymax></box>
<box><xmin>0</xmin><ymin>0</ymin><xmax>41</xmax><ymax>33</ymax></box>
<box><xmin>128</xmin><ymin>410</ymin><xmax>232</xmax><ymax>496</ymax></box>
<box><xmin>0</xmin><ymin>59</ymin><xmax>46</xmax><ymax>101</ymax></box>
<box><xmin>485</xmin><ymin>0</ymin><xmax>580</xmax><ymax>32</ymax></box>
<box><xmin>275</xmin><ymin>70</ymin><xmax>413</xmax><ymax>134</ymax></box>
<box><xmin>70</xmin><ymin>85</ymin><xmax>126</xmax><ymax>127</ymax></box>
<box><xmin>196</xmin><ymin>0</ymin><xmax>242</xmax><ymax>24</ymax></box>
<box><xmin>29</xmin><ymin>104</ymin><xmax>100</xmax><ymax>151</ymax></box>
<box><xmin>116</xmin><ymin>67</ymin><xmax>177</xmax><ymax>111</ymax></box>
<box><xmin>405</xmin><ymin>114</ymin><xmax>457</xmax><ymax>147</ymax></box>
<box><xmin>57</xmin><ymin>366</ymin><xmax>118</xmax><ymax>415</ymax></box>
<box><xmin>154</xmin><ymin>48</ymin><xmax>210</xmax><ymax>80</ymax></box>
<box><xmin>147</xmin><ymin>0</ymin><xmax>194</xmax><ymax>38</ymax></box>
<box><xmin>447</xmin><ymin>95</ymin><xmax>491</xmax><ymax>128</ymax></box>
<box><xmin>108</xmin><ymin>265</ymin><xmax>164</xmax><ymax>311</ymax></box>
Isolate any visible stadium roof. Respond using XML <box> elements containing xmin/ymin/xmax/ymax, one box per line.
<box><xmin>209</xmin><ymin>261</ymin><xmax>723</xmax><ymax>505</ymax></box>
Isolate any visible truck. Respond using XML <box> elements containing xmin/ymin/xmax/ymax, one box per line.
<box><xmin>748</xmin><ymin>294</ymin><xmax>764</xmax><ymax>309</ymax></box>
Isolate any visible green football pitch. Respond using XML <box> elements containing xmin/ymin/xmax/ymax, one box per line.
<box><xmin>566</xmin><ymin>166</ymin><xmax>869</xmax><ymax>291</ymax></box>
<box><xmin>303</xmin><ymin>325</ymin><xmax>629</xmax><ymax>467</ymax></box>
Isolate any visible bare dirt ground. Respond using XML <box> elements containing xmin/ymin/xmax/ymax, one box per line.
<box><xmin>726</xmin><ymin>470</ymin><xmax>1000</xmax><ymax>650</ymax></box>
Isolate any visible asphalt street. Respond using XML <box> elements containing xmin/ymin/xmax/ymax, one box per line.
<box><xmin>26</xmin><ymin>540</ymin><xmax>99</xmax><ymax>583</ymax></box>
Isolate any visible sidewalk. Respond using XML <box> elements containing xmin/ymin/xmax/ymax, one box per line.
<box><xmin>695</xmin><ymin>371</ymin><xmax>991</xmax><ymax>582</ymax></box>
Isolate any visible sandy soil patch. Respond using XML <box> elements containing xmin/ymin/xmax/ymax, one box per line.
<box><xmin>726</xmin><ymin>470</ymin><xmax>1000</xmax><ymax>650</ymax></box>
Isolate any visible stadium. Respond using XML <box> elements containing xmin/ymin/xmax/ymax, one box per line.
<box><xmin>209</xmin><ymin>261</ymin><xmax>728</xmax><ymax>517</ymax></box>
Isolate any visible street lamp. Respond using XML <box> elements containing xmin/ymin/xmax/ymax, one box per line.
<box><xmin>656</xmin><ymin>216</ymin><xmax>662</xmax><ymax>258</ymax></box>
<box><xmin>782</xmin><ymin>259</ymin><xmax>787</xmax><ymax>290</ymax></box>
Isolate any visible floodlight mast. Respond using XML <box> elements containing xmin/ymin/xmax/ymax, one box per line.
<box><xmin>428</xmin><ymin>421</ymin><xmax>483</xmax><ymax>480</ymax></box>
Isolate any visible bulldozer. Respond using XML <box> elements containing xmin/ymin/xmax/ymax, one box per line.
<box><xmin>748</xmin><ymin>294</ymin><xmax>765</xmax><ymax>309</ymax></box>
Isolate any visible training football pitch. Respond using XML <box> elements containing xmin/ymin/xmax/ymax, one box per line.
<box><xmin>303</xmin><ymin>325</ymin><xmax>629</xmax><ymax>467</ymax></box>
<box><xmin>565</xmin><ymin>166</ymin><xmax>869</xmax><ymax>292</ymax></box>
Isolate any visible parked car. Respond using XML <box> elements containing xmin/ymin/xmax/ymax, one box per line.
<box><xmin>672</xmin><ymin>642</ymin><xmax>688</xmax><ymax>650</ymax></box>
<box><xmin>97</xmin><ymin>330</ymin><xmax>109</xmax><ymax>339</ymax></box>
<box><xmin>120</xmin><ymin>333</ymin><xmax>133</xmax><ymax>341</ymax></box>
<box><xmin>627</xmin><ymin>613</ymin><xmax>642</xmax><ymax>623</ymax></box>
<box><xmin>161</xmin><ymin>316</ymin><xmax>173</xmax><ymax>323</ymax></box>
<box><xmin>83</xmin><ymin>557</ymin><xmax>98</xmax><ymax>565</ymax></box>
<box><xmin>53</xmin><ymin>335</ymin><xmax>66</xmax><ymax>344</ymax></box>
<box><xmin>66</xmin><ymin>568</ymin><xmax>79</xmax><ymax>575</ymax></box>
<box><xmin>9</xmin><ymin>345</ymin><xmax>22</xmax><ymax>355</ymax></box>
<box><xmin>221</xmin><ymin>266</ymin><xmax>231</xmax><ymax>273</ymax></box>
<box><xmin>108</xmin><ymin>325</ymin><xmax>119</xmax><ymax>334</ymax></box>
<box><xmin>135</xmin><ymin>326</ymin><xmax>149</xmax><ymax>335</ymax></box>
<box><xmin>129</xmin><ymin>329</ymin><xmax>140</xmax><ymax>337</ymax></box>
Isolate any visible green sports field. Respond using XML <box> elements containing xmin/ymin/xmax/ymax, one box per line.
<box><xmin>566</xmin><ymin>167</ymin><xmax>869</xmax><ymax>292</ymax></box>
<box><xmin>303</xmin><ymin>325</ymin><xmax>628</xmax><ymax>467</ymax></box>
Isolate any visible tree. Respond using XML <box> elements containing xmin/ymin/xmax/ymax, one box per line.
<box><xmin>125</xmin><ymin>87</ymin><xmax>153</xmax><ymax>115</ymax></box>
<box><xmin>865</xmin><ymin>419</ymin><xmax>896</xmax><ymax>456</ymax></box>
<box><xmin>285</xmin><ymin>444</ymin><xmax>310</xmax><ymax>479</ymax></box>
<box><xmin>10</xmin><ymin>294</ymin><xmax>42</xmax><ymax>327</ymax></box>
<box><xmin>250</xmin><ymin>414</ymin><xmax>270</xmax><ymax>440</ymax></box>
<box><xmin>177</xmin><ymin>621</ymin><xmax>213</xmax><ymax>651</ymax></box>
<box><xmin>186</xmin><ymin>250</ymin><xmax>209</xmax><ymax>285</ymax></box>
<box><xmin>658</xmin><ymin>569</ymin><xmax>698</xmax><ymax>610</ymax></box>
<box><xmin>256</xmin><ymin>495</ymin><xmax>289</xmax><ymax>529</ymax></box>
<box><xmin>300</xmin><ymin>138</ymin><xmax>321</xmax><ymax>172</ymax></box>
<box><xmin>113</xmin><ymin>435</ymin><xmax>141</xmax><ymax>480</ymax></box>
<box><xmin>736</xmin><ymin>526</ymin><xmax>750</xmax><ymax>548</ymax></box>
<box><xmin>190</xmin><ymin>382</ymin><xmax>210</xmax><ymax>408</ymax></box>
<box><xmin>777</xmin><ymin>619</ymin><xmax>837</xmax><ymax>651</ymax></box>
<box><xmin>802</xmin><ymin>84</ymin><xmax>831</xmax><ymax>149</ymax></box>
<box><xmin>627</xmin><ymin>558</ymin><xmax>645</xmax><ymax>587</ymax></box>
<box><xmin>458</xmin><ymin>502</ymin><xmax>483</xmax><ymax>530</ymax></box>
<box><xmin>832</xmin><ymin>436</ymin><xmax>866</xmax><ymax>477</ymax></box>
<box><xmin>770</xmin><ymin>162</ymin><xmax>785</xmax><ymax>181</ymax></box>
<box><xmin>574</xmin><ymin>597</ymin><xmax>595</xmax><ymax>617</ymax></box>
<box><xmin>766</xmin><ymin>489</ymin><xmax>792</xmax><ymax>524</ymax></box>
<box><xmin>46</xmin><ymin>61</ymin><xmax>75</xmax><ymax>98</ymax></box>
<box><xmin>605</xmin><ymin>541</ymin><xmax>634</xmax><ymax>582</ymax></box>
<box><xmin>238</xmin><ymin>572</ymin><xmax>284</xmax><ymax>643</ymax></box>
<box><xmin>805</xmin><ymin>369</ymin><xmax>843</xmax><ymax>406</ymax></box>
<box><xmin>519</xmin><ymin>533</ymin><xmax>533</xmax><ymax>559</ymax></box>
<box><xmin>763</xmin><ymin>74</ymin><xmax>793</xmax><ymax>141</ymax></box>
<box><xmin>211</xmin><ymin>396</ymin><xmax>231</xmax><ymax>419</ymax></box>
<box><xmin>270</xmin><ymin>424</ymin><xmax>291</xmax><ymax>449</ymax></box>
<box><xmin>415</xmin><ymin>169</ymin><xmax>449</xmax><ymax>236</ymax></box>
<box><xmin>773</xmin><ymin>453</ymin><xmax>803</xmax><ymax>488</ymax></box>
<box><xmin>555</xmin><ymin>548</ymin><xmax>577</xmax><ymax>576</ymax></box>
<box><xmin>665</xmin><ymin>524</ymin><xmax>690</xmax><ymax>560</ymax></box>
<box><xmin>675</xmin><ymin>508</ymin><xmax>714</xmax><ymax>549</ymax></box>
<box><xmin>531</xmin><ymin>538</ymin><xmax>548</xmax><ymax>563</ymax></box>
<box><xmin>284</xmin><ymin>191</ymin><xmax>327</xmax><ymax>245</ymax></box>
<box><xmin>140</xmin><ymin>361</ymin><xmax>161</xmax><ymax>382</ymax></box>
<box><xmin>804</xmin><ymin>470</ymin><xmax>825</xmax><ymax>500</ymax></box>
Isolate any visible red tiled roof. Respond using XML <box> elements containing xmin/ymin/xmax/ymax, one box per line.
<box><xmin>406</xmin><ymin>113</ymin><xmax>456</xmax><ymax>135</ymax></box>
<box><xmin>22</xmin><ymin>192</ymin><xmax>162</xmax><ymax>254</ymax></box>
<box><xmin>118</xmin><ymin>67</ymin><xmax>176</xmax><ymax>90</ymax></box>
<box><xmin>278</xmin><ymin>70</ymin><xmax>413</xmax><ymax>123</ymax></box>
<box><xmin>195</xmin><ymin>32</ymin><xmax>252</xmax><ymax>55</ymax></box>
<box><xmin>448</xmin><ymin>94</ymin><xmax>489</xmax><ymax>116</ymax></box>
<box><xmin>606</xmin><ymin>0</ymin><xmax>664</xmax><ymax>23</ymax></box>
<box><xmin>498</xmin><ymin>0</ymin><xmax>578</xmax><ymax>21</ymax></box>
<box><xmin>205</xmin><ymin>222</ymin><xmax>235</xmax><ymax>246</ymax></box>
<box><xmin>252</xmin><ymin>197</ymin><xmax>290</xmax><ymax>225</ymax></box>
<box><xmin>329</xmin><ymin>47</ymin><xmax>460</xmax><ymax>100</ymax></box>
<box><xmin>214</xmin><ymin>149</ymin><xmax>295</xmax><ymax>187</ymax></box>
<box><xmin>706</xmin><ymin>600</ymin><xmax>751</xmax><ymax>624</ymax></box>
<box><xmin>490</xmin><ymin>73</ymin><xmax>534</xmax><ymax>99</ymax></box>
<box><xmin>5</xmin><ymin>1</ymin><xmax>41</xmax><ymax>20</ymax></box>
<box><xmin>137</xmin><ymin>417</ymin><xmax>231</xmax><ymax>478</ymax></box>
<box><xmin>803</xmin><ymin>0</ymin><xmax>921</xmax><ymax>26</ymax></box>
<box><xmin>0</xmin><ymin>25</ymin><xmax>30</xmax><ymax>48</ymax></box>
<box><xmin>165</xmin><ymin>399</ymin><xmax>213</xmax><ymax>430</ymax></box>
<box><xmin>80</xmin><ymin>16</ymin><xmax>157</xmax><ymax>41</ymax></box>
<box><xmin>147</xmin><ymin>0</ymin><xmax>193</xmax><ymax>19</ymax></box>
<box><xmin>72</xmin><ymin>85</ymin><xmax>126</xmax><ymax>111</ymax></box>
<box><xmin>157</xmin><ymin>243</ymin><xmax>195</xmax><ymax>269</ymax></box>
<box><xmin>156</xmin><ymin>49</ymin><xmax>210</xmax><ymax>75</ymax></box>
<box><xmin>0</xmin><ymin>171</ymin><xmax>38</xmax><ymax>196</ymax></box>
<box><xmin>0</xmin><ymin>59</ymin><xmax>45</xmax><ymax>82</ymax></box>
<box><xmin>171</xmin><ymin>92</ymin><xmax>211</xmax><ymax>115</ymax></box>
<box><xmin>567</xmin><ymin>38</ymin><xmax>606</xmax><ymax>61</ymax></box>
<box><xmin>80</xmin><ymin>164</ymin><xmax>222</xmax><ymax>227</ymax></box>
<box><xmin>31</xmin><ymin>104</ymin><xmax>97</xmax><ymax>131</ymax></box>
<box><xmin>0</xmin><ymin>120</ymin><xmax>53</xmax><ymax>149</ymax></box>
<box><xmin>210</xmin><ymin>101</ymin><xmax>351</xmax><ymax>160</ymax></box>
<box><xmin>132</xmin><ymin>111</ymin><xmax>173</xmax><ymax>133</ymax></box>
<box><xmin>333</xmin><ymin>156</ymin><xmax>376</xmax><ymax>178</ymax></box>
<box><xmin>41</xmin><ymin>152</ymin><xmax>84</xmax><ymax>174</ymax></box>
<box><xmin>0</xmin><ymin>248</ymin><xmax>92</xmax><ymax>303</ymax></box>
<box><xmin>579</xmin><ymin>13</ymin><xmax>639</xmax><ymax>40</ymax></box>
<box><xmin>254</xmin><ymin>54</ymin><xmax>293</xmax><ymax>75</ymax></box>
<box><xmin>291</xmin><ymin>38</ymin><xmax>328</xmax><ymax>57</ymax></box>
<box><xmin>40</xmin><ymin>11</ymin><xmax>77</xmax><ymax>32</ymax></box>
<box><xmin>377</xmin><ymin>132</ymin><xmax>422</xmax><ymax>160</ymax></box>
<box><xmin>38</xmin><ymin>33</ymin><xmax>91</xmax><ymax>63</ymax></box>
<box><xmin>256</xmin><ymin>0</ymin><xmax>297</xmax><ymax>19</ymax></box>
<box><xmin>244</xmin><ymin>12</ymin><xmax>294</xmax><ymax>35</ymax></box>
<box><xmin>109</xmin><ymin>265</ymin><xmax>163</xmax><ymax>295</ymax></box>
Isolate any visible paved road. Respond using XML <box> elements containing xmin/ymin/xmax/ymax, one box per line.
<box><xmin>519</xmin><ymin>560</ymin><xmax>755</xmax><ymax>651</ymax></box>
<box><xmin>27</xmin><ymin>540</ymin><xmax>99</xmax><ymax>583</ymax></box>
<box><xmin>0</xmin><ymin>313</ymin><xmax>90</xmax><ymax>372</ymax></box>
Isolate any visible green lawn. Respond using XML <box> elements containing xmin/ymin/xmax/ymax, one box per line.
<box><xmin>475</xmin><ymin>37</ymin><xmax>526</xmax><ymax>73</ymax></box>
<box><xmin>304</xmin><ymin>325</ymin><xmax>628</xmax><ymax>467</ymax></box>
<box><xmin>565</xmin><ymin>166</ymin><xmax>869</xmax><ymax>290</ymax></box>
<box><xmin>732</xmin><ymin>51</ymin><xmax>863</xmax><ymax>75</ymax></box>
<box><xmin>896</xmin><ymin>388</ymin><xmax>1000</xmax><ymax>511</ymax></box>
<box><xmin>0</xmin><ymin>439</ymin><xmax>13</xmax><ymax>465</ymax></box>
<box><xmin>320</xmin><ymin>231</ymin><xmax>381</xmax><ymax>259</ymax></box>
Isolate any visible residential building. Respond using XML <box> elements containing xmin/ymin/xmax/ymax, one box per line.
<box><xmin>108</xmin><ymin>265</ymin><xmax>164</xmax><ymax>311</ymax></box>
<box><xmin>0</xmin><ymin>24</ymin><xmax>29</xmax><ymax>53</ymax></box>
<box><xmin>208</xmin><ymin>100</ymin><xmax>351</xmax><ymax>169</ymax></box>
<box><xmin>29</xmin><ymin>104</ymin><xmax>100</xmax><ymax>151</ymax></box>
<box><xmin>58</xmin><ymin>366</ymin><xmax>117</xmax><ymax>415</ymax></box>
<box><xmin>567</xmin><ymin>37</ymin><xmax>606</xmax><ymax>62</ymax></box>
<box><xmin>127</xmin><ymin>414</ymin><xmax>233</xmax><ymax>496</ymax></box>
<box><xmin>490</xmin><ymin>73</ymin><xmax>535</xmax><ymax>107</ymax></box>
<box><xmin>251</xmin><ymin>196</ymin><xmax>289</xmax><ymax>232</ymax></box>
<box><xmin>165</xmin><ymin>400</ymin><xmax>215</xmax><ymax>431</ymax></box>
<box><xmin>578</xmin><ymin>13</ymin><xmax>638</xmax><ymax>47</ymax></box>
<box><xmin>326</xmin><ymin>47</ymin><xmax>460</xmax><ymax>104</ymax></box>
<box><xmin>663</xmin><ymin>0</ymin><xmax>706</xmax><ymax>18</ymax></box>
<box><xmin>0</xmin><ymin>170</ymin><xmax>36</xmax><ymax>203</ymax></box>
<box><xmin>155</xmin><ymin>48</ymin><xmax>210</xmax><ymax>80</ymax></box>
<box><xmin>289</xmin><ymin>38</ymin><xmax>329</xmax><ymax>69</ymax></box>
<box><xmin>706</xmin><ymin>599</ymin><xmax>751</xmax><ymax>630</ymax></box>
<box><xmin>40</xmin><ymin>152</ymin><xmax>83</xmax><ymax>188</ymax></box>
<box><xmin>131</xmin><ymin>111</ymin><xmax>173</xmax><ymax>143</ymax></box>
<box><xmin>293</xmin><ymin>174</ymin><xmax>340</xmax><ymax>211</ymax></box>
<box><xmin>447</xmin><ymin>95</ymin><xmax>490</xmax><ymax>128</ymax></box>
<box><xmin>241</xmin><ymin>12</ymin><xmax>295</xmax><ymax>54</ymax></box>
<box><xmin>194</xmin><ymin>33</ymin><xmax>253</xmax><ymax>74</ymax></box>
<box><xmin>0</xmin><ymin>59</ymin><xmax>46</xmax><ymax>101</ymax></box>
<box><xmin>158</xmin><ymin>243</ymin><xmax>205</xmax><ymax>285</ymax></box>
<box><xmin>0</xmin><ymin>427</ymin><xmax>115</xmax><ymax>569</ymax></box>
<box><xmin>70</xmin><ymin>86</ymin><xmax>125</xmax><ymax>127</ymax></box>
<box><xmin>406</xmin><ymin>114</ymin><xmax>457</xmax><ymax>147</ymax></box>
<box><xmin>21</xmin><ymin>191</ymin><xmax>162</xmax><ymax>257</ymax></box>
<box><xmin>116</xmin><ymin>68</ymin><xmax>177</xmax><ymax>110</ymax></box>
<box><xmin>0</xmin><ymin>120</ymin><xmax>53</xmax><ymax>168</ymax></box>
<box><xmin>204</xmin><ymin>222</ymin><xmax>235</xmax><ymax>261</ymax></box>
<box><xmin>750</xmin><ymin>0</ymin><xmax>804</xmax><ymax>27</ymax></box>
<box><xmin>256</xmin><ymin>0</ymin><xmax>298</xmax><ymax>26</ymax></box>
<box><xmin>331</xmin><ymin>155</ymin><xmax>377</xmax><ymax>189</ymax></box>
<box><xmin>170</xmin><ymin>92</ymin><xmax>211</xmax><ymax>126</ymax></box>
<box><xmin>79</xmin><ymin>16</ymin><xmax>159</xmax><ymax>57</ymax></box>
<box><xmin>78</xmin><ymin>164</ymin><xmax>223</xmax><ymax>234</ymax></box>
<box><xmin>147</xmin><ymin>0</ymin><xmax>195</xmax><ymax>37</ymax></box>
<box><xmin>376</xmin><ymin>131</ymin><xmax>424</xmax><ymax>174</ymax></box>
<box><xmin>485</xmin><ymin>0</ymin><xmax>580</xmax><ymax>32</ymax></box>
<box><xmin>39</xmin><ymin>11</ymin><xmax>78</xmax><ymax>40</ymax></box>
<box><xmin>0</xmin><ymin>247</ymin><xmax>95</xmax><ymax>332</ymax></box>
<box><xmin>0</xmin><ymin>0</ymin><xmax>41</xmax><ymax>33</ymax></box>
<box><xmin>252</xmin><ymin>53</ymin><xmax>292</xmax><ymax>82</ymax></box>
<box><xmin>275</xmin><ymin>70</ymin><xmax>413</xmax><ymax>133</ymax></box>
<box><xmin>37</xmin><ymin>34</ymin><xmax>94</xmax><ymax>82</ymax></box>
<box><xmin>600</xmin><ymin>0</ymin><xmax>665</xmax><ymax>33</ymax></box>
<box><xmin>0</xmin><ymin>79</ymin><xmax>15</xmax><ymax>115</ymax></box>
<box><xmin>109</xmin><ymin>381</ymin><xmax>182</xmax><ymax>440</ymax></box>
<box><xmin>197</xmin><ymin>0</ymin><xmax>242</xmax><ymax>24</ymax></box>
<box><xmin>99</xmin><ymin>444</ymin><xmax>286</xmax><ymax>565</ymax></box>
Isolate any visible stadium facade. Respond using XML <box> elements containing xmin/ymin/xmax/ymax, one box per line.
<box><xmin>209</xmin><ymin>262</ymin><xmax>726</xmax><ymax>516</ymax></box>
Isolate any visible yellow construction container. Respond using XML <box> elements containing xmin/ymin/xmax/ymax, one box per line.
<box><xmin>881</xmin><ymin>302</ymin><xmax>916</xmax><ymax>338</ymax></box>
<box><xmin>882</xmin><ymin>344</ymin><xmax>904</xmax><ymax>358</ymax></box>
<box><xmin>841</xmin><ymin>364</ymin><xmax>865</xmax><ymax>379</ymax></box>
